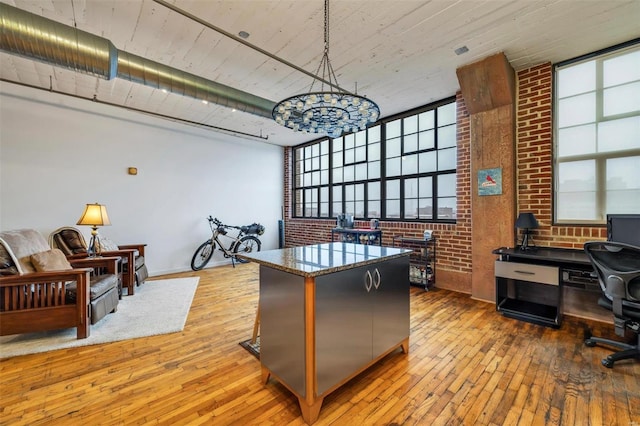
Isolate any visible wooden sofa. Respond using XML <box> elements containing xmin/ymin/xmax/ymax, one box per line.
<box><xmin>0</xmin><ymin>229</ymin><xmax>120</xmax><ymax>339</ymax></box>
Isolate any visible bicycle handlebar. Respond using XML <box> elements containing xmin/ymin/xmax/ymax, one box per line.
<box><xmin>207</xmin><ymin>216</ymin><xmax>241</xmax><ymax>230</ymax></box>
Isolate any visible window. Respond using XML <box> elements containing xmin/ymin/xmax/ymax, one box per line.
<box><xmin>293</xmin><ymin>97</ymin><xmax>457</xmax><ymax>222</ymax></box>
<box><xmin>554</xmin><ymin>41</ymin><xmax>640</xmax><ymax>223</ymax></box>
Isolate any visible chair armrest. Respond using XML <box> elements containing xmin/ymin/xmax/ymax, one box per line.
<box><xmin>0</xmin><ymin>268</ymin><xmax>92</xmax><ymax>285</ymax></box>
<box><xmin>70</xmin><ymin>256</ymin><xmax>120</xmax><ymax>275</ymax></box>
<box><xmin>118</xmin><ymin>244</ymin><xmax>146</xmax><ymax>258</ymax></box>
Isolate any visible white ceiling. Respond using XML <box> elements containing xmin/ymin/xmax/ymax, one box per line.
<box><xmin>1</xmin><ymin>0</ymin><xmax>639</xmax><ymax>146</ymax></box>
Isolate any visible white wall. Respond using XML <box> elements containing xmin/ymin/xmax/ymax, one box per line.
<box><xmin>0</xmin><ymin>82</ymin><xmax>284</xmax><ymax>275</ymax></box>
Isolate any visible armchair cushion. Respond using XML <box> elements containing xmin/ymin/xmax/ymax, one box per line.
<box><xmin>31</xmin><ymin>249</ymin><xmax>73</xmax><ymax>272</ymax></box>
<box><xmin>99</xmin><ymin>237</ymin><xmax>120</xmax><ymax>252</ymax></box>
<box><xmin>54</xmin><ymin>229</ymin><xmax>87</xmax><ymax>255</ymax></box>
<box><xmin>0</xmin><ymin>244</ymin><xmax>18</xmax><ymax>276</ymax></box>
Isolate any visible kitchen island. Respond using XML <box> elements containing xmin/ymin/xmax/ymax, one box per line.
<box><xmin>239</xmin><ymin>242</ymin><xmax>412</xmax><ymax>424</ymax></box>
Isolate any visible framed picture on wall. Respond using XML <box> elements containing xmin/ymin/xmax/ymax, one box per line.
<box><xmin>478</xmin><ymin>167</ymin><xmax>502</xmax><ymax>196</ymax></box>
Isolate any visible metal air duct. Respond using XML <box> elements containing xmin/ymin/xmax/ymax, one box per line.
<box><xmin>0</xmin><ymin>3</ymin><xmax>275</xmax><ymax>118</ymax></box>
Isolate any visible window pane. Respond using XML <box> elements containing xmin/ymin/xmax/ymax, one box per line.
<box><xmin>345</xmin><ymin>148</ymin><xmax>355</xmax><ymax>164</ymax></box>
<box><xmin>404</xmin><ymin>115</ymin><xmax>418</xmax><ymax>134</ymax></box>
<box><xmin>558</xmin><ymin>61</ymin><xmax>595</xmax><ymax>98</ymax></box>
<box><xmin>419</xmin><ymin>151</ymin><xmax>437</xmax><ymax>173</ymax></box>
<box><xmin>320</xmin><ymin>140</ymin><xmax>329</xmax><ymax>155</ymax></box>
<box><xmin>603</xmin><ymin>82</ymin><xmax>640</xmax><ymax>116</ymax></box>
<box><xmin>368</xmin><ymin>161</ymin><xmax>380</xmax><ymax>179</ymax></box>
<box><xmin>557</xmin><ymin>192</ymin><xmax>597</xmax><ymax>220</ymax></box>
<box><xmin>355</xmin><ymin>163</ymin><xmax>367</xmax><ymax>180</ymax></box>
<box><xmin>355</xmin><ymin>130</ymin><xmax>366</xmax><ymax>146</ymax></box>
<box><xmin>333</xmin><ymin>168</ymin><xmax>343</xmax><ymax>183</ymax></box>
<box><xmin>419</xmin><ymin>130</ymin><xmax>435</xmax><ymax>150</ymax></box>
<box><xmin>312</xmin><ymin>156</ymin><xmax>319</xmax><ymax>170</ymax></box>
<box><xmin>405</xmin><ymin>178</ymin><xmax>418</xmax><ymax>198</ymax></box>
<box><xmin>386</xmin><ymin>137</ymin><xmax>401</xmax><ymax>158</ymax></box>
<box><xmin>402</xmin><ymin>154</ymin><xmax>418</xmax><ymax>175</ymax></box>
<box><xmin>320</xmin><ymin>154</ymin><xmax>328</xmax><ymax>170</ymax></box>
<box><xmin>369</xmin><ymin>125</ymin><xmax>381</xmax><ymax>143</ymax></box>
<box><xmin>355</xmin><ymin>146</ymin><xmax>367</xmax><ymax>162</ymax></box>
<box><xmin>386</xmin><ymin>157</ymin><xmax>401</xmax><ymax>176</ymax></box>
<box><xmin>438</xmin><ymin>102</ymin><xmax>456</xmax><ymax>125</ymax></box>
<box><xmin>386</xmin><ymin>119</ymin><xmax>401</xmax><ymax>138</ymax></box>
<box><xmin>355</xmin><ymin>201</ymin><xmax>365</xmax><ymax>218</ymax></box>
<box><xmin>320</xmin><ymin>202</ymin><xmax>329</xmax><ymax>216</ymax></box>
<box><xmin>332</xmin><ymin>202</ymin><xmax>341</xmax><ymax>215</ymax></box>
<box><xmin>607</xmin><ymin>156</ymin><xmax>640</xmax><ymax>190</ymax></box>
<box><xmin>386</xmin><ymin>180</ymin><xmax>400</xmax><ymax>198</ymax></box>
<box><xmin>312</xmin><ymin>171</ymin><xmax>320</xmax><ymax>186</ymax></box>
<box><xmin>344</xmin><ymin>165</ymin><xmax>355</xmax><ymax>182</ymax></box>
<box><xmin>344</xmin><ymin>134</ymin><xmax>355</xmax><ymax>149</ymax></box>
<box><xmin>404</xmin><ymin>133</ymin><xmax>418</xmax><ymax>153</ymax></box>
<box><xmin>438</xmin><ymin>147</ymin><xmax>457</xmax><ymax>171</ymax></box>
<box><xmin>419</xmin><ymin>110</ymin><xmax>435</xmax><ymax>131</ymax></box>
<box><xmin>438</xmin><ymin>174</ymin><xmax>456</xmax><ymax>197</ymax></box>
<box><xmin>333</xmin><ymin>152</ymin><xmax>343</xmax><ymax>167</ymax></box>
<box><xmin>419</xmin><ymin>199</ymin><xmax>433</xmax><ymax>219</ymax></box>
<box><xmin>437</xmin><ymin>197</ymin><xmax>457</xmax><ymax>219</ymax></box>
<box><xmin>386</xmin><ymin>200</ymin><xmax>400</xmax><ymax>218</ymax></box>
<box><xmin>558</xmin><ymin>124</ymin><xmax>596</xmax><ymax>157</ymax></box>
<box><xmin>321</xmin><ymin>170</ymin><xmax>329</xmax><ymax>185</ymax></box>
<box><xmin>368</xmin><ymin>201</ymin><xmax>381</xmax><ymax>218</ymax></box>
<box><xmin>438</xmin><ymin>124</ymin><xmax>456</xmax><ymax>148</ymax></box>
<box><xmin>597</xmin><ymin>116</ymin><xmax>640</xmax><ymax>153</ymax></box>
<box><xmin>558</xmin><ymin>160</ymin><xmax>596</xmax><ymax>192</ymax></box>
<box><xmin>368</xmin><ymin>181</ymin><xmax>380</xmax><ymax>199</ymax></box>
<box><xmin>368</xmin><ymin>142</ymin><xmax>380</xmax><ymax>161</ymax></box>
<box><xmin>558</xmin><ymin>93</ymin><xmax>596</xmax><ymax>127</ymax></box>
<box><xmin>419</xmin><ymin>177</ymin><xmax>433</xmax><ymax>197</ymax></box>
<box><xmin>603</xmin><ymin>49</ymin><xmax>640</xmax><ymax>87</ymax></box>
<box><xmin>333</xmin><ymin>137</ymin><xmax>343</xmax><ymax>151</ymax></box>
<box><xmin>333</xmin><ymin>185</ymin><xmax>342</xmax><ymax>201</ymax></box>
<box><xmin>405</xmin><ymin>199</ymin><xmax>418</xmax><ymax>219</ymax></box>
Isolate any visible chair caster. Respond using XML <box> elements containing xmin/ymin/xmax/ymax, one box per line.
<box><xmin>585</xmin><ymin>339</ymin><xmax>597</xmax><ymax>347</ymax></box>
<box><xmin>601</xmin><ymin>357</ymin><xmax>614</xmax><ymax>368</ymax></box>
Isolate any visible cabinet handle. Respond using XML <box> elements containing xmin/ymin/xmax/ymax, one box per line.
<box><xmin>365</xmin><ymin>270</ymin><xmax>373</xmax><ymax>292</ymax></box>
<box><xmin>514</xmin><ymin>270</ymin><xmax>535</xmax><ymax>275</ymax></box>
<box><xmin>373</xmin><ymin>268</ymin><xmax>381</xmax><ymax>289</ymax></box>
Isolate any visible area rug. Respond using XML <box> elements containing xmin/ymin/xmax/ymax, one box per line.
<box><xmin>239</xmin><ymin>336</ymin><xmax>260</xmax><ymax>360</ymax></box>
<box><xmin>0</xmin><ymin>277</ymin><xmax>199</xmax><ymax>359</ymax></box>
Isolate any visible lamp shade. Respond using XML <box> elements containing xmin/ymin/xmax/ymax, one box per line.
<box><xmin>77</xmin><ymin>203</ymin><xmax>111</xmax><ymax>227</ymax></box>
<box><xmin>515</xmin><ymin>212</ymin><xmax>539</xmax><ymax>229</ymax></box>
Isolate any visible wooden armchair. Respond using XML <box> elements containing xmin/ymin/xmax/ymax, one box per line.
<box><xmin>50</xmin><ymin>227</ymin><xmax>148</xmax><ymax>296</ymax></box>
<box><xmin>0</xmin><ymin>229</ymin><xmax>120</xmax><ymax>339</ymax></box>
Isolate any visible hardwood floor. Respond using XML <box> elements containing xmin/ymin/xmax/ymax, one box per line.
<box><xmin>1</xmin><ymin>264</ymin><xmax>638</xmax><ymax>425</ymax></box>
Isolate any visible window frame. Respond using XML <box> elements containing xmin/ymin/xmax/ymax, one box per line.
<box><xmin>553</xmin><ymin>39</ymin><xmax>640</xmax><ymax>224</ymax></box>
<box><xmin>292</xmin><ymin>96</ymin><xmax>457</xmax><ymax>223</ymax></box>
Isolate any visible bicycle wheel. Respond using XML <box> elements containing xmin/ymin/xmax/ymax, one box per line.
<box><xmin>233</xmin><ymin>235</ymin><xmax>261</xmax><ymax>263</ymax></box>
<box><xmin>191</xmin><ymin>240</ymin><xmax>215</xmax><ymax>271</ymax></box>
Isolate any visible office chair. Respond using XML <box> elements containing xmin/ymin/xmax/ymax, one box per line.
<box><xmin>583</xmin><ymin>241</ymin><xmax>640</xmax><ymax>368</ymax></box>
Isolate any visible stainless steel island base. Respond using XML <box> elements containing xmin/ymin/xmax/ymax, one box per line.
<box><xmin>240</xmin><ymin>243</ymin><xmax>411</xmax><ymax>424</ymax></box>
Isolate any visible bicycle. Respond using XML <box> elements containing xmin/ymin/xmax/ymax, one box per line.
<box><xmin>191</xmin><ymin>216</ymin><xmax>264</xmax><ymax>270</ymax></box>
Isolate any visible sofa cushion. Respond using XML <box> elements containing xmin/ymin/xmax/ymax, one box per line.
<box><xmin>0</xmin><ymin>229</ymin><xmax>51</xmax><ymax>274</ymax></box>
<box><xmin>31</xmin><ymin>249</ymin><xmax>73</xmax><ymax>272</ymax></box>
<box><xmin>0</xmin><ymin>242</ymin><xmax>19</xmax><ymax>276</ymax></box>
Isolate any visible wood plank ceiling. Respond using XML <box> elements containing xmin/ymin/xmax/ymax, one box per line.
<box><xmin>1</xmin><ymin>0</ymin><xmax>639</xmax><ymax>146</ymax></box>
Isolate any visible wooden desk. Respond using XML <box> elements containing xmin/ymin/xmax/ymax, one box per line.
<box><xmin>492</xmin><ymin>247</ymin><xmax>604</xmax><ymax>327</ymax></box>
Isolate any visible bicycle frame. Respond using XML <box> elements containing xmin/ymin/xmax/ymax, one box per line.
<box><xmin>191</xmin><ymin>216</ymin><xmax>263</xmax><ymax>270</ymax></box>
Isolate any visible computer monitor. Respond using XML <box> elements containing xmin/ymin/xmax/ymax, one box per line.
<box><xmin>607</xmin><ymin>214</ymin><xmax>640</xmax><ymax>247</ymax></box>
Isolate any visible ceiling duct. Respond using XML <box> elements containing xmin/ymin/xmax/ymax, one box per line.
<box><xmin>0</xmin><ymin>3</ymin><xmax>275</xmax><ymax>118</ymax></box>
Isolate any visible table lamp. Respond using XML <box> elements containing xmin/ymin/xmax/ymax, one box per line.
<box><xmin>77</xmin><ymin>203</ymin><xmax>111</xmax><ymax>257</ymax></box>
<box><xmin>515</xmin><ymin>212</ymin><xmax>539</xmax><ymax>250</ymax></box>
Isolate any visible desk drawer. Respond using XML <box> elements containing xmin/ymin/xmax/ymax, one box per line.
<box><xmin>495</xmin><ymin>261</ymin><xmax>559</xmax><ymax>286</ymax></box>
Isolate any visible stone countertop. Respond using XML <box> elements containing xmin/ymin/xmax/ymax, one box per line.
<box><xmin>237</xmin><ymin>242</ymin><xmax>412</xmax><ymax>277</ymax></box>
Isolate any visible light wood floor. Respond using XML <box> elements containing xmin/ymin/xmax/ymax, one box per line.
<box><xmin>1</xmin><ymin>264</ymin><xmax>638</xmax><ymax>425</ymax></box>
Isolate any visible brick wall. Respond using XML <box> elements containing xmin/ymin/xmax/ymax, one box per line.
<box><xmin>516</xmin><ymin>63</ymin><xmax>606</xmax><ymax>249</ymax></box>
